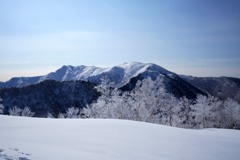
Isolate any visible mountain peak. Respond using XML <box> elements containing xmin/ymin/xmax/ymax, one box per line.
<box><xmin>59</xmin><ymin>65</ymin><xmax>76</xmax><ymax>71</ymax></box>
<box><xmin>0</xmin><ymin>62</ymin><xmax>172</xmax><ymax>88</ymax></box>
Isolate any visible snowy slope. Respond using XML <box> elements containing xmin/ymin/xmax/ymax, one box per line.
<box><xmin>0</xmin><ymin>76</ymin><xmax>41</xmax><ymax>88</ymax></box>
<box><xmin>0</xmin><ymin>62</ymin><xmax>174</xmax><ymax>88</ymax></box>
<box><xmin>0</xmin><ymin>115</ymin><xmax>239</xmax><ymax>160</ymax></box>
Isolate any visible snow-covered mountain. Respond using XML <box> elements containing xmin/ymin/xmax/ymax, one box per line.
<box><xmin>120</xmin><ymin>66</ymin><xmax>206</xmax><ymax>99</ymax></box>
<box><xmin>0</xmin><ymin>62</ymin><xmax>206</xmax><ymax>106</ymax></box>
<box><xmin>0</xmin><ymin>76</ymin><xmax>42</xmax><ymax>88</ymax></box>
<box><xmin>0</xmin><ymin>115</ymin><xmax>240</xmax><ymax>160</ymax></box>
<box><xmin>1</xmin><ymin>62</ymin><xmax>239</xmax><ymax>102</ymax></box>
<box><xmin>1</xmin><ymin>64</ymin><xmax>239</xmax><ymax>128</ymax></box>
<box><xmin>0</xmin><ymin>62</ymin><xmax>174</xmax><ymax>88</ymax></box>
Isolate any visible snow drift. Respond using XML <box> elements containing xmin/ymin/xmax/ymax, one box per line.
<box><xmin>0</xmin><ymin>115</ymin><xmax>239</xmax><ymax>160</ymax></box>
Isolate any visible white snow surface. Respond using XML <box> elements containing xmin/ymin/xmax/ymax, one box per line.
<box><xmin>0</xmin><ymin>115</ymin><xmax>239</xmax><ymax>160</ymax></box>
<box><xmin>42</xmin><ymin>62</ymin><xmax>154</xmax><ymax>83</ymax></box>
<box><xmin>116</xmin><ymin>62</ymin><xmax>152</xmax><ymax>80</ymax></box>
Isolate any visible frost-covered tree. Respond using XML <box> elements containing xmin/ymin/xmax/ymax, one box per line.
<box><xmin>9</xmin><ymin>106</ymin><xmax>22</xmax><ymax>116</ymax></box>
<box><xmin>65</xmin><ymin>107</ymin><xmax>80</xmax><ymax>118</ymax></box>
<box><xmin>0</xmin><ymin>97</ymin><xmax>4</xmax><ymax>114</ymax></box>
<box><xmin>176</xmin><ymin>97</ymin><xmax>195</xmax><ymax>128</ymax></box>
<box><xmin>193</xmin><ymin>95</ymin><xmax>209</xmax><ymax>128</ymax></box>
<box><xmin>82</xmin><ymin>82</ymin><xmax>119</xmax><ymax>118</ymax></box>
<box><xmin>188</xmin><ymin>95</ymin><xmax>240</xmax><ymax>129</ymax></box>
<box><xmin>221</xmin><ymin>98</ymin><xmax>240</xmax><ymax>129</ymax></box>
<box><xmin>191</xmin><ymin>95</ymin><xmax>222</xmax><ymax>128</ymax></box>
<box><xmin>21</xmin><ymin>107</ymin><xmax>35</xmax><ymax>117</ymax></box>
<box><xmin>0</xmin><ymin>104</ymin><xmax>3</xmax><ymax>114</ymax></box>
<box><xmin>126</xmin><ymin>76</ymin><xmax>167</xmax><ymax>123</ymax></box>
<box><xmin>47</xmin><ymin>112</ymin><xmax>54</xmax><ymax>118</ymax></box>
<box><xmin>83</xmin><ymin>75</ymin><xmax>240</xmax><ymax>129</ymax></box>
<box><xmin>108</xmin><ymin>89</ymin><xmax>126</xmax><ymax>119</ymax></box>
<box><xmin>86</xmin><ymin>96</ymin><xmax>110</xmax><ymax>118</ymax></box>
<box><xmin>58</xmin><ymin>107</ymin><xmax>81</xmax><ymax>118</ymax></box>
<box><xmin>9</xmin><ymin>106</ymin><xmax>34</xmax><ymax>117</ymax></box>
<box><xmin>83</xmin><ymin>76</ymin><xmax>174</xmax><ymax>123</ymax></box>
<box><xmin>58</xmin><ymin>113</ymin><xmax>65</xmax><ymax>118</ymax></box>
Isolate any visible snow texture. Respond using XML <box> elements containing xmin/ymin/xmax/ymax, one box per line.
<box><xmin>0</xmin><ymin>115</ymin><xmax>239</xmax><ymax>160</ymax></box>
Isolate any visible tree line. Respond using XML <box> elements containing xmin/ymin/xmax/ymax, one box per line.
<box><xmin>1</xmin><ymin>76</ymin><xmax>240</xmax><ymax>129</ymax></box>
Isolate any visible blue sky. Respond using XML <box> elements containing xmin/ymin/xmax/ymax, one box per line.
<box><xmin>0</xmin><ymin>0</ymin><xmax>240</xmax><ymax>81</ymax></box>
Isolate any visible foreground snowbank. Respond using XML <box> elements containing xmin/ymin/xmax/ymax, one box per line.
<box><xmin>0</xmin><ymin>115</ymin><xmax>239</xmax><ymax>160</ymax></box>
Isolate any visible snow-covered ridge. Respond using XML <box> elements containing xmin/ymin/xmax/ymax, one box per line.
<box><xmin>0</xmin><ymin>115</ymin><xmax>239</xmax><ymax>160</ymax></box>
<box><xmin>45</xmin><ymin>62</ymin><xmax>158</xmax><ymax>82</ymax></box>
<box><xmin>0</xmin><ymin>62</ymin><xmax>174</xmax><ymax>88</ymax></box>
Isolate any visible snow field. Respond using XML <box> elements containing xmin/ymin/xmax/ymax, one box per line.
<box><xmin>0</xmin><ymin>115</ymin><xmax>240</xmax><ymax>160</ymax></box>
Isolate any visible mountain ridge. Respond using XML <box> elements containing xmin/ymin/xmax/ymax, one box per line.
<box><xmin>0</xmin><ymin>62</ymin><xmax>174</xmax><ymax>88</ymax></box>
<box><xmin>1</xmin><ymin>62</ymin><xmax>239</xmax><ymax>102</ymax></box>
<box><xmin>181</xmin><ymin>75</ymin><xmax>240</xmax><ymax>102</ymax></box>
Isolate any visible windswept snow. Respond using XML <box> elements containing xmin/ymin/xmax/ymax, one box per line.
<box><xmin>0</xmin><ymin>115</ymin><xmax>239</xmax><ymax>160</ymax></box>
